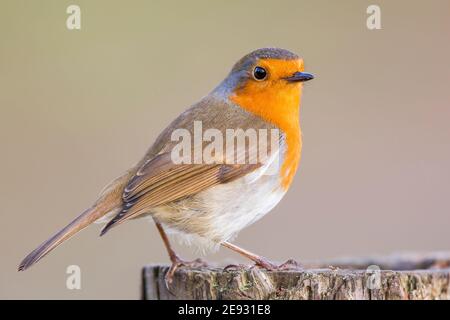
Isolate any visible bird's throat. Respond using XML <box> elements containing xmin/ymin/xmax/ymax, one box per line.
<box><xmin>230</xmin><ymin>85</ymin><xmax>302</xmax><ymax>190</ymax></box>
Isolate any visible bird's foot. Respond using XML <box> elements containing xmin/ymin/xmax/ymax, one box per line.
<box><xmin>223</xmin><ymin>263</ymin><xmax>248</xmax><ymax>271</ymax></box>
<box><xmin>253</xmin><ymin>258</ymin><xmax>303</xmax><ymax>271</ymax></box>
<box><xmin>223</xmin><ymin>258</ymin><xmax>303</xmax><ymax>272</ymax></box>
<box><xmin>165</xmin><ymin>255</ymin><xmax>208</xmax><ymax>286</ymax></box>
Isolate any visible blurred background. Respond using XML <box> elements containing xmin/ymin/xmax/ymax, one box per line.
<box><xmin>1</xmin><ymin>0</ymin><xmax>449</xmax><ymax>299</ymax></box>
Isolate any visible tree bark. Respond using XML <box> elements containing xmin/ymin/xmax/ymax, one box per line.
<box><xmin>142</xmin><ymin>252</ymin><xmax>450</xmax><ymax>300</ymax></box>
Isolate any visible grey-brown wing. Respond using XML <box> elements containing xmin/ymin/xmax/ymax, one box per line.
<box><xmin>101</xmin><ymin>96</ymin><xmax>278</xmax><ymax>234</ymax></box>
<box><xmin>100</xmin><ymin>152</ymin><xmax>260</xmax><ymax>234</ymax></box>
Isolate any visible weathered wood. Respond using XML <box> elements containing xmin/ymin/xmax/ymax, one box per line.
<box><xmin>142</xmin><ymin>252</ymin><xmax>450</xmax><ymax>300</ymax></box>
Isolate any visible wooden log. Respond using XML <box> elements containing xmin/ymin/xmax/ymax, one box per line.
<box><xmin>142</xmin><ymin>252</ymin><xmax>450</xmax><ymax>300</ymax></box>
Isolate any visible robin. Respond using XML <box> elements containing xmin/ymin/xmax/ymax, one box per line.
<box><xmin>18</xmin><ymin>48</ymin><xmax>314</xmax><ymax>283</ymax></box>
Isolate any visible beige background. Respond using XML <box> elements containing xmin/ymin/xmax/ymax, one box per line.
<box><xmin>1</xmin><ymin>0</ymin><xmax>449</xmax><ymax>299</ymax></box>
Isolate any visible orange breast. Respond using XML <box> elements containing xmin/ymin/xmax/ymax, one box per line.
<box><xmin>230</xmin><ymin>59</ymin><xmax>303</xmax><ymax>189</ymax></box>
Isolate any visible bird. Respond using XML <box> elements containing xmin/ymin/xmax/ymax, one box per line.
<box><xmin>18</xmin><ymin>48</ymin><xmax>314</xmax><ymax>283</ymax></box>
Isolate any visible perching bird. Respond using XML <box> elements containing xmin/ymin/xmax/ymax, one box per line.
<box><xmin>18</xmin><ymin>48</ymin><xmax>314</xmax><ymax>283</ymax></box>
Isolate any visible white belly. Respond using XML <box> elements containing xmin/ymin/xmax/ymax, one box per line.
<box><xmin>156</xmin><ymin>152</ymin><xmax>286</xmax><ymax>252</ymax></box>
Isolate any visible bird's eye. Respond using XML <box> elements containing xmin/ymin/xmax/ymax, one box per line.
<box><xmin>253</xmin><ymin>66</ymin><xmax>267</xmax><ymax>81</ymax></box>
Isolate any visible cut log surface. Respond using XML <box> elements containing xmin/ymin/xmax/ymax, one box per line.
<box><xmin>142</xmin><ymin>252</ymin><xmax>450</xmax><ymax>300</ymax></box>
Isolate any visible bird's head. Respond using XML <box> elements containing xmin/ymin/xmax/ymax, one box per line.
<box><xmin>214</xmin><ymin>48</ymin><xmax>313</xmax><ymax>128</ymax></box>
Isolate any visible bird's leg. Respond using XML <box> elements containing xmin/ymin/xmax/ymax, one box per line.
<box><xmin>153</xmin><ymin>219</ymin><xmax>207</xmax><ymax>285</ymax></box>
<box><xmin>154</xmin><ymin>219</ymin><xmax>180</xmax><ymax>264</ymax></box>
<box><xmin>221</xmin><ymin>241</ymin><xmax>302</xmax><ymax>271</ymax></box>
<box><xmin>221</xmin><ymin>241</ymin><xmax>277</xmax><ymax>270</ymax></box>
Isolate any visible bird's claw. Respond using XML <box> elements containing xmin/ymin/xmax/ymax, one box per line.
<box><xmin>223</xmin><ymin>258</ymin><xmax>303</xmax><ymax>272</ymax></box>
<box><xmin>223</xmin><ymin>263</ymin><xmax>248</xmax><ymax>271</ymax></box>
<box><xmin>254</xmin><ymin>258</ymin><xmax>303</xmax><ymax>271</ymax></box>
<box><xmin>164</xmin><ymin>256</ymin><xmax>208</xmax><ymax>289</ymax></box>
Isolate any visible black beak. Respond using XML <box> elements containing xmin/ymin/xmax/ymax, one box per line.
<box><xmin>284</xmin><ymin>72</ymin><xmax>314</xmax><ymax>83</ymax></box>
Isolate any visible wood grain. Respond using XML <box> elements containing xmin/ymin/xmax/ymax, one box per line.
<box><xmin>142</xmin><ymin>252</ymin><xmax>450</xmax><ymax>300</ymax></box>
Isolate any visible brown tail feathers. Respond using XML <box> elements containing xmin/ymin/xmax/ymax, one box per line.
<box><xmin>18</xmin><ymin>205</ymin><xmax>105</xmax><ymax>271</ymax></box>
<box><xmin>18</xmin><ymin>171</ymin><xmax>132</xmax><ymax>271</ymax></box>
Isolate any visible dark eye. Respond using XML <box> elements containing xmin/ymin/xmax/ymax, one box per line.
<box><xmin>253</xmin><ymin>66</ymin><xmax>267</xmax><ymax>81</ymax></box>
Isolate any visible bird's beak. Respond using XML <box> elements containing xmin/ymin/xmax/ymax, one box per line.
<box><xmin>284</xmin><ymin>72</ymin><xmax>314</xmax><ymax>83</ymax></box>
